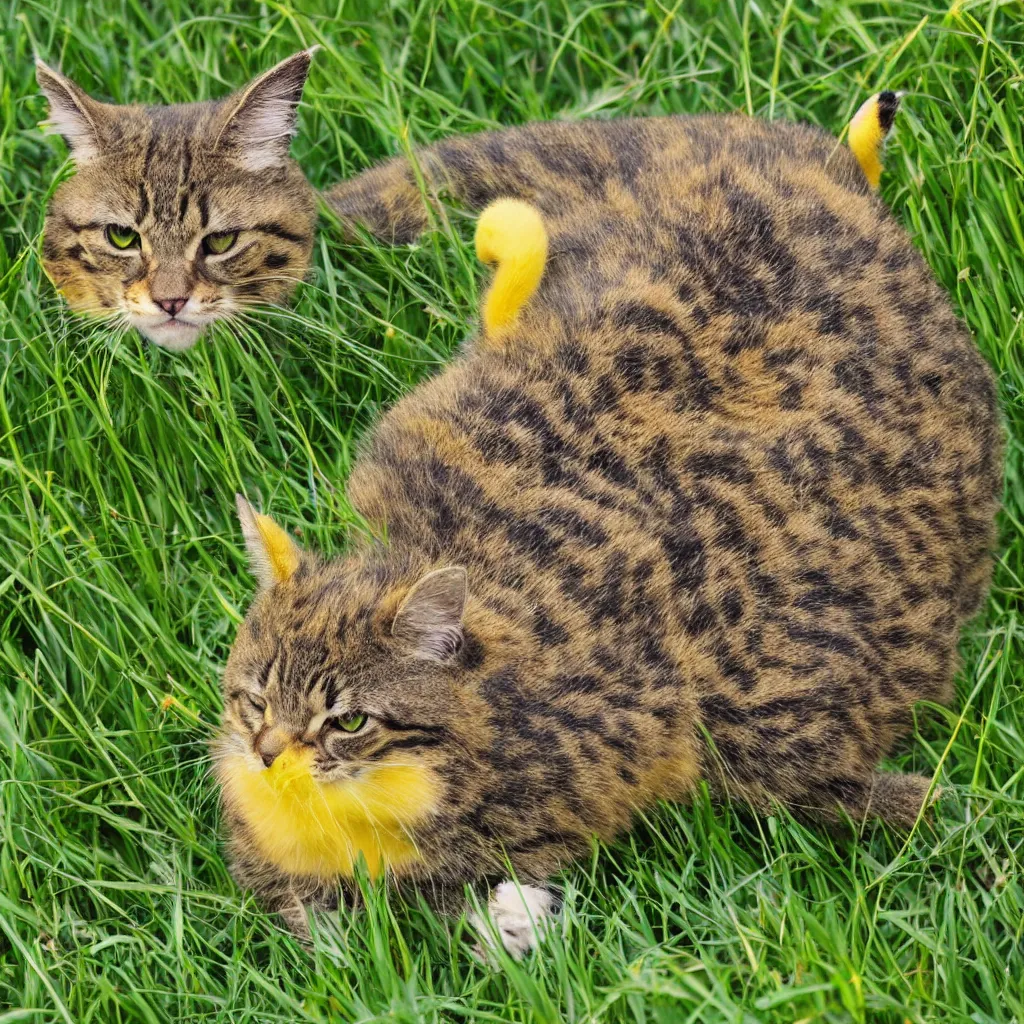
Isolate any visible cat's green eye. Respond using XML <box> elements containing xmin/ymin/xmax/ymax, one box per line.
<box><xmin>333</xmin><ymin>713</ymin><xmax>368</xmax><ymax>734</ymax></box>
<box><xmin>202</xmin><ymin>231</ymin><xmax>238</xmax><ymax>256</ymax></box>
<box><xmin>105</xmin><ymin>225</ymin><xmax>140</xmax><ymax>250</ymax></box>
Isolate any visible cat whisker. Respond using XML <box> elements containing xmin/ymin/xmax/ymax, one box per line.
<box><xmin>235</xmin><ymin>273</ymin><xmax>307</xmax><ymax>287</ymax></box>
<box><xmin>348</xmin><ymin>772</ymin><xmax>431</xmax><ymax>848</ymax></box>
<box><xmin>339</xmin><ymin>783</ymin><xmax>419</xmax><ymax>862</ymax></box>
<box><xmin>225</xmin><ymin>303</ymin><xmax>402</xmax><ymax>362</ymax></box>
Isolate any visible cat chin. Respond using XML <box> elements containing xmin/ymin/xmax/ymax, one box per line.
<box><xmin>138</xmin><ymin>319</ymin><xmax>204</xmax><ymax>351</ymax></box>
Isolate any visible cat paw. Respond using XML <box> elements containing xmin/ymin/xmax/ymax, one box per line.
<box><xmin>278</xmin><ymin>897</ymin><xmax>312</xmax><ymax>943</ymax></box>
<box><xmin>470</xmin><ymin>881</ymin><xmax>556</xmax><ymax>961</ymax></box>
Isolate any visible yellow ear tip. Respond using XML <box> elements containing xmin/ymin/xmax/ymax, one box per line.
<box><xmin>475</xmin><ymin>198</ymin><xmax>548</xmax><ymax>336</ymax></box>
<box><xmin>254</xmin><ymin>511</ymin><xmax>301</xmax><ymax>582</ymax></box>
<box><xmin>849</xmin><ymin>91</ymin><xmax>901</xmax><ymax>190</ymax></box>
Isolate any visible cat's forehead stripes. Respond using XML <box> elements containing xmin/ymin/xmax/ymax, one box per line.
<box><xmin>252</xmin><ymin>632</ymin><xmax>346</xmax><ymax>707</ymax></box>
<box><xmin>128</xmin><ymin>107</ymin><xmax>222</xmax><ymax>228</ymax></box>
<box><xmin>138</xmin><ymin>131</ymin><xmax>200</xmax><ymax>227</ymax></box>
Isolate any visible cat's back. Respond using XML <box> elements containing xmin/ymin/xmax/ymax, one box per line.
<box><xmin>377</xmin><ymin>111</ymin><xmax>997</xmax><ymax>439</ymax></box>
<box><xmin>353</xmin><ymin>112</ymin><xmax>1000</xmax><ymax>557</ymax></box>
<box><xmin>348</xmin><ymin>111</ymin><xmax>1001</xmax><ymax>677</ymax></box>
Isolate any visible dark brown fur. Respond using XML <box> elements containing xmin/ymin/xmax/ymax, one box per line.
<box><xmin>220</xmin><ymin>114</ymin><xmax>1002</xmax><ymax>921</ymax></box>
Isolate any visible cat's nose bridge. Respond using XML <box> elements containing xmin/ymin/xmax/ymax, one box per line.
<box><xmin>149</xmin><ymin>260</ymin><xmax>193</xmax><ymax>313</ymax></box>
<box><xmin>254</xmin><ymin>724</ymin><xmax>290</xmax><ymax>769</ymax></box>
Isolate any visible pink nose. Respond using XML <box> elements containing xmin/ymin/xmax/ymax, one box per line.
<box><xmin>156</xmin><ymin>297</ymin><xmax>188</xmax><ymax>317</ymax></box>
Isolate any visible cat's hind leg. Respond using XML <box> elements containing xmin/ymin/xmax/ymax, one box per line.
<box><xmin>860</xmin><ymin>771</ymin><xmax>938</xmax><ymax>829</ymax></box>
<box><xmin>814</xmin><ymin>770</ymin><xmax>938</xmax><ymax>829</ymax></box>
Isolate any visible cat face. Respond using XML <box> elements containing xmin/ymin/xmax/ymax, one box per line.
<box><xmin>214</xmin><ymin>498</ymin><xmax>488</xmax><ymax>877</ymax></box>
<box><xmin>219</xmin><ymin>557</ymin><xmax>468</xmax><ymax>786</ymax></box>
<box><xmin>37</xmin><ymin>52</ymin><xmax>318</xmax><ymax>350</ymax></box>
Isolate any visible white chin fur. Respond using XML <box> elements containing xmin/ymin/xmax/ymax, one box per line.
<box><xmin>137</xmin><ymin>320</ymin><xmax>204</xmax><ymax>351</ymax></box>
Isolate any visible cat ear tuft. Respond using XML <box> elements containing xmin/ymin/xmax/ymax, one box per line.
<box><xmin>392</xmin><ymin>567</ymin><xmax>468</xmax><ymax>662</ymax></box>
<box><xmin>215</xmin><ymin>48</ymin><xmax>318</xmax><ymax>172</ymax></box>
<box><xmin>236</xmin><ymin>493</ymin><xmax>303</xmax><ymax>589</ymax></box>
<box><xmin>36</xmin><ymin>60</ymin><xmax>105</xmax><ymax>162</ymax></box>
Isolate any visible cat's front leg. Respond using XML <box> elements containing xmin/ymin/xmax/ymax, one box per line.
<box><xmin>229</xmin><ymin>845</ymin><xmax>341</xmax><ymax>940</ymax></box>
<box><xmin>408</xmin><ymin>875</ymin><xmax>560</xmax><ymax>960</ymax></box>
<box><xmin>469</xmin><ymin>880</ymin><xmax>559</xmax><ymax>961</ymax></box>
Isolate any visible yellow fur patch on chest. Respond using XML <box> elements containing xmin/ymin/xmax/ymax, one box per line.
<box><xmin>221</xmin><ymin>746</ymin><xmax>436</xmax><ymax>879</ymax></box>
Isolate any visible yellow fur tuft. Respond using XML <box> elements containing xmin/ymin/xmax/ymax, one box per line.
<box><xmin>475</xmin><ymin>198</ymin><xmax>548</xmax><ymax>338</ymax></box>
<box><xmin>221</xmin><ymin>745</ymin><xmax>437</xmax><ymax>878</ymax></box>
<box><xmin>848</xmin><ymin>91</ymin><xmax>901</xmax><ymax>190</ymax></box>
<box><xmin>253</xmin><ymin>512</ymin><xmax>301</xmax><ymax>583</ymax></box>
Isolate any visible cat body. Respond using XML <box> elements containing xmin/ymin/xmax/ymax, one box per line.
<box><xmin>217</xmin><ymin>108</ymin><xmax>1002</xmax><ymax>946</ymax></box>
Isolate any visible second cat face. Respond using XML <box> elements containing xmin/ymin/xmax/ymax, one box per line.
<box><xmin>37</xmin><ymin>51</ymin><xmax>318</xmax><ymax>350</ymax></box>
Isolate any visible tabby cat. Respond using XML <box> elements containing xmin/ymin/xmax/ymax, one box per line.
<box><xmin>36</xmin><ymin>51</ymin><xmax>317</xmax><ymax>350</ymax></box>
<box><xmin>215</xmin><ymin>93</ymin><xmax>1002</xmax><ymax>955</ymax></box>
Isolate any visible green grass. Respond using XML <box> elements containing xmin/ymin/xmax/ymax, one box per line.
<box><xmin>1</xmin><ymin>0</ymin><xmax>1023</xmax><ymax>1020</ymax></box>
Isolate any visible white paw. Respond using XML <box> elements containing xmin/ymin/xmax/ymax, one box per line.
<box><xmin>470</xmin><ymin>881</ymin><xmax>556</xmax><ymax>961</ymax></box>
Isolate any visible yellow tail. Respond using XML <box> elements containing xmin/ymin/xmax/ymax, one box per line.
<box><xmin>474</xmin><ymin>198</ymin><xmax>548</xmax><ymax>338</ymax></box>
<box><xmin>848</xmin><ymin>91</ymin><xmax>901</xmax><ymax>190</ymax></box>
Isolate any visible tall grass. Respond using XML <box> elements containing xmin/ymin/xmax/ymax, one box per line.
<box><xmin>1</xmin><ymin>1</ymin><xmax>1021</xmax><ymax>1020</ymax></box>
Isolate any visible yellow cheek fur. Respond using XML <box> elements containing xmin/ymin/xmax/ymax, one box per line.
<box><xmin>221</xmin><ymin>745</ymin><xmax>436</xmax><ymax>879</ymax></box>
<box><xmin>475</xmin><ymin>198</ymin><xmax>548</xmax><ymax>339</ymax></box>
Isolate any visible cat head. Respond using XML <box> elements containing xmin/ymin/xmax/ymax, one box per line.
<box><xmin>37</xmin><ymin>51</ymin><xmax>318</xmax><ymax>350</ymax></box>
<box><xmin>215</xmin><ymin>497</ymin><xmax>505</xmax><ymax>876</ymax></box>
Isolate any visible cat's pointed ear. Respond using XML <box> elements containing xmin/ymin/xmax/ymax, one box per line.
<box><xmin>35</xmin><ymin>60</ymin><xmax>106</xmax><ymax>162</ymax></box>
<box><xmin>392</xmin><ymin>567</ymin><xmax>467</xmax><ymax>661</ymax></box>
<box><xmin>215</xmin><ymin>48</ymin><xmax>318</xmax><ymax>172</ymax></box>
<box><xmin>236</xmin><ymin>494</ymin><xmax>304</xmax><ymax>589</ymax></box>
